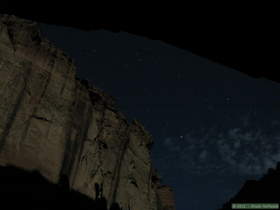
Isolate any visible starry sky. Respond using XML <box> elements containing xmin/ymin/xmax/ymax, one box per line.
<box><xmin>40</xmin><ymin>24</ymin><xmax>280</xmax><ymax>210</ymax></box>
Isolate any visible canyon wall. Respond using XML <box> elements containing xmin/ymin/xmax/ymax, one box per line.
<box><xmin>0</xmin><ymin>14</ymin><xmax>175</xmax><ymax>210</ymax></box>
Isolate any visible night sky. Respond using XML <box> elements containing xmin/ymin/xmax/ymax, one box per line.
<box><xmin>40</xmin><ymin>24</ymin><xmax>280</xmax><ymax>210</ymax></box>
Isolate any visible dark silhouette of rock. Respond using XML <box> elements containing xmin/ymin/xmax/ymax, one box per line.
<box><xmin>0</xmin><ymin>165</ymin><xmax>122</xmax><ymax>210</ymax></box>
<box><xmin>2</xmin><ymin>10</ymin><xmax>278</xmax><ymax>83</ymax></box>
<box><xmin>219</xmin><ymin>162</ymin><xmax>280</xmax><ymax>210</ymax></box>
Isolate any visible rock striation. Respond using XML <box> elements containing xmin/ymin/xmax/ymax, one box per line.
<box><xmin>0</xmin><ymin>14</ymin><xmax>175</xmax><ymax>210</ymax></box>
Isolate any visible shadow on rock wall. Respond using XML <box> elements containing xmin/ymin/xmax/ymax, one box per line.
<box><xmin>0</xmin><ymin>165</ymin><xmax>122</xmax><ymax>210</ymax></box>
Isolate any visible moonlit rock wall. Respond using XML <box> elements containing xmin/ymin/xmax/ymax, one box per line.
<box><xmin>0</xmin><ymin>14</ymin><xmax>176</xmax><ymax>210</ymax></box>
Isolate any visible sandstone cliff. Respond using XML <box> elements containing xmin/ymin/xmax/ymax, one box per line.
<box><xmin>0</xmin><ymin>14</ymin><xmax>175</xmax><ymax>210</ymax></box>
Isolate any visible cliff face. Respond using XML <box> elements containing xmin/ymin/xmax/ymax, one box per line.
<box><xmin>150</xmin><ymin>169</ymin><xmax>176</xmax><ymax>210</ymax></box>
<box><xmin>156</xmin><ymin>185</ymin><xmax>176</xmax><ymax>210</ymax></box>
<box><xmin>0</xmin><ymin>14</ymin><xmax>175</xmax><ymax>210</ymax></box>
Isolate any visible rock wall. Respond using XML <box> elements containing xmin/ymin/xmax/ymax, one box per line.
<box><xmin>151</xmin><ymin>169</ymin><xmax>176</xmax><ymax>210</ymax></box>
<box><xmin>0</xmin><ymin>14</ymin><xmax>175</xmax><ymax>210</ymax></box>
<box><xmin>156</xmin><ymin>186</ymin><xmax>176</xmax><ymax>210</ymax></box>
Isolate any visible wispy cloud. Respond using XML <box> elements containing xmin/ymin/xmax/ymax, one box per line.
<box><xmin>159</xmin><ymin>120</ymin><xmax>280</xmax><ymax>177</ymax></box>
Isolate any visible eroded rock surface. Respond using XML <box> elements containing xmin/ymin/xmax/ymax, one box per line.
<box><xmin>0</xmin><ymin>14</ymin><xmax>175</xmax><ymax>210</ymax></box>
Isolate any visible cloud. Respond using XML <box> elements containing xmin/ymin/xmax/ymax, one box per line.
<box><xmin>164</xmin><ymin>137</ymin><xmax>172</xmax><ymax>146</ymax></box>
<box><xmin>215</xmin><ymin>128</ymin><xmax>279</xmax><ymax>176</ymax></box>
<box><xmin>163</xmin><ymin>137</ymin><xmax>181</xmax><ymax>152</ymax></box>
<box><xmin>199</xmin><ymin>150</ymin><xmax>207</xmax><ymax>160</ymax></box>
<box><xmin>228</xmin><ymin>128</ymin><xmax>241</xmax><ymax>139</ymax></box>
<box><xmin>160</xmin><ymin>123</ymin><xmax>280</xmax><ymax>177</ymax></box>
<box><xmin>233</xmin><ymin>140</ymin><xmax>241</xmax><ymax>148</ymax></box>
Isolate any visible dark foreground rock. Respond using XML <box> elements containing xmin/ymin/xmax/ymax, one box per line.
<box><xmin>219</xmin><ymin>162</ymin><xmax>280</xmax><ymax>210</ymax></box>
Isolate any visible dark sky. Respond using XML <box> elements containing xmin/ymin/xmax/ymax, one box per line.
<box><xmin>40</xmin><ymin>24</ymin><xmax>280</xmax><ymax>210</ymax></box>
